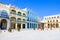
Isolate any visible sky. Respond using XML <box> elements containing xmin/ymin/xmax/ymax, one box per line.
<box><xmin>0</xmin><ymin>0</ymin><xmax>60</xmax><ymax>19</ymax></box>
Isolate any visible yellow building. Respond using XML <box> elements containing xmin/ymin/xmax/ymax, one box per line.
<box><xmin>38</xmin><ymin>17</ymin><xmax>44</xmax><ymax>30</ymax></box>
<box><xmin>37</xmin><ymin>17</ymin><xmax>41</xmax><ymax>29</ymax></box>
<box><xmin>43</xmin><ymin>14</ymin><xmax>60</xmax><ymax>29</ymax></box>
<box><xmin>0</xmin><ymin>3</ymin><xmax>27</xmax><ymax>30</ymax></box>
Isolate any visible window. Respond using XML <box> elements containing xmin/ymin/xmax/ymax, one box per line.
<box><xmin>22</xmin><ymin>24</ymin><xmax>25</xmax><ymax>29</ymax></box>
<box><xmin>30</xmin><ymin>23</ymin><xmax>31</xmax><ymax>28</ymax></box>
<box><xmin>56</xmin><ymin>20</ymin><xmax>58</xmax><ymax>22</ymax></box>
<box><xmin>10</xmin><ymin>10</ymin><xmax>16</xmax><ymax>15</ymax></box>
<box><xmin>10</xmin><ymin>17</ymin><xmax>16</xmax><ymax>22</ymax></box>
<box><xmin>50</xmin><ymin>20</ymin><xmax>52</xmax><ymax>22</ymax></box>
<box><xmin>56</xmin><ymin>23</ymin><xmax>59</xmax><ymax>28</ymax></box>
<box><xmin>17</xmin><ymin>18</ymin><xmax>21</xmax><ymax>22</ymax></box>
<box><xmin>48</xmin><ymin>21</ymin><xmax>49</xmax><ymax>22</ymax></box>
<box><xmin>54</xmin><ymin>17</ymin><xmax>56</xmax><ymax>18</ymax></box>
<box><xmin>57</xmin><ymin>16</ymin><xmax>59</xmax><ymax>18</ymax></box>
<box><xmin>23</xmin><ymin>19</ymin><xmax>26</xmax><ymax>21</ymax></box>
<box><xmin>27</xmin><ymin>17</ymin><xmax>29</xmax><ymax>21</ymax></box>
<box><xmin>52</xmin><ymin>17</ymin><xmax>53</xmax><ymax>19</ymax></box>
<box><xmin>17</xmin><ymin>12</ymin><xmax>21</xmax><ymax>16</ymax></box>
<box><xmin>23</xmin><ymin>13</ymin><xmax>26</xmax><ymax>16</ymax></box>
<box><xmin>29</xmin><ymin>18</ymin><xmax>31</xmax><ymax>21</ymax></box>
<box><xmin>27</xmin><ymin>23</ymin><xmax>29</xmax><ymax>28</ymax></box>
<box><xmin>53</xmin><ymin>20</ymin><xmax>55</xmax><ymax>22</ymax></box>
<box><xmin>32</xmin><ymin>23</ymin><xmax>33</xmax><ymax>28</ymax></box>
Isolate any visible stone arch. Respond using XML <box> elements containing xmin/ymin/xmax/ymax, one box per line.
<box><xmin>10</xmin><ymin>17</ymin><xmax>16</xmax><ymax>29</ymax></box>
<box><xmin>0</xmin><ymin>19</ymin><xmax>7</xmax><ymax>30</ymax></box>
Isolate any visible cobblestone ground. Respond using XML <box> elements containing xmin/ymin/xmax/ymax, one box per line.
<box><xmin>0</xmin><ymin>28</ymin><xmax>60</xmax><ymax>40</ymax></box>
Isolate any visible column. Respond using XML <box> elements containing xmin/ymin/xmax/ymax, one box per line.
<box><xmin>50</xmin><ymin>24</ymin><xmax>52</xmax><ymax>30</ymax></box>
<box><xmin>58</xmin><ymin>23</ymin><xmax>60</xmax><ymax>28</ymax></box>
<box><xmin>25</xmin><ymin>23</ymin><xmax>27</xmax><ymax>29</ymax></box>
<box><xmin>21</xmin><ymin>23</ymin><xmax>22</xmax><ymax>29</ymax></box>
<box><xmin>15</xmin><ymin>23</ymin><xmax>17</xmax><ymax>30</ymax></box>
<box><xmin>28</xmin><ymin>23</ymin><xmax>30</xmax><ymax>29</ymax></box>
<box><xmin>7</xmin><ymin>19</ymin><xmax>10</xmax><ymax>30</ymax></box>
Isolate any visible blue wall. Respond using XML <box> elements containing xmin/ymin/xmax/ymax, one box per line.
<box><xmin>27</xmin><ymin>9</ymin><xmax>38</xmax><ymax>29</ymax></box>
<box><xmin>0</xmin><ymin>10</ymin><xmax>9</xmax><ymax>19</ymax></box>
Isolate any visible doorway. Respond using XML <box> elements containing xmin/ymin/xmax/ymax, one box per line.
<box><xmin>17</xmin><ymin>23</ymin><xmax>21</xmax><ymax>29</ymax></box>
<box><xmin>22</xmin><ymin>24</ymin><xmax>25</xmax><ymax>29</ymax></box>
<box><xmin>0</xmin><ymin>19</ymin><xmax>7</xmax><ymax>30</ymax></box>
<box><xmin>10</xmin><ymin>22</ymin><xmax>16</xmax><ymax>29</ymax></box>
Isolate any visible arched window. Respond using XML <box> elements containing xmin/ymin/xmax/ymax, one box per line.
<box><xmin>27</xmin><ymin>17</ymin><xmax>29</xmax><ymax>21</ymax></box>
<box><xmin>48</xmin><ymin>21</ymin><xmax>49</xmax><ymax>22</ymax></box>
<box><xmin>23</xmin><ymin>13</ymin><xmax>26</xmax><ymax>16</ymax></box>
<box><xmin>57</xmin><ymin>16</ymin><xmax>59</xmax><ymax>18</ymax></box>
<box><xmin>53</xmin><ymin>20</ymin><xmax>55</xmax><ymax>22</ymax></box>
<box><xmin>17</xmin><ymin>18</ymin><xmax>21</xmax><ymax>22</ymax></box>
<box><xmin>27</xmin><ymin>23</ymin><xmax>29</xmax><ymax>28</ymax></box>
<box><xmin>23</xmin><ymin>19</ymin><xmax>26</xmax><ymax>22</ymax></box>
<box><xmin>17</xmin><ymin>12</ymin><xmax>21</xmax><ymax>16</ymax></box>
<box><xmin>56</xmin><ymin>20</ymin><xmax>58</xmax><ymax>22</ymax></box>
<box><xmin>10</xmin><ymin>10</ymin><xmax>16</xmax><ymax>15</ymax></box>
<box><xmin>56</xmin><ymin>23</ymin><xmax>59</xmax><ymax>28</ymax></box>
<box><xmin>10</xmin><ymin>17</ymin><xmax>16</xmax><ymax>22</ymax></box>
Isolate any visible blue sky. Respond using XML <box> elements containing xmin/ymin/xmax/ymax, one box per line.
<box><xmin>0</xmin><ymin>0</ymin><xmax>60</xmax><ymax>19</ymax></box>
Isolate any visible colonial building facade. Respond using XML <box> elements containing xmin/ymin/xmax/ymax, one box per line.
<box><xmin>27</xmin><ymin>9</ymin><xmax>38</xmax><ymax>29</ymax></box>
<box><xmin>43</xmin><ymin>14</ymin><xmax>60</xmax><ymax>28</ymax></box>
<box><xmin>0</xmin><ymin>3</ymin><xmax>27</xmax><ymax>30</ymax></box>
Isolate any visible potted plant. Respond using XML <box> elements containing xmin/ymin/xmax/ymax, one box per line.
<box><xmin>8</xmin><ymin>27</ymin><xmax>12</xmax><ymax>32</ymax></box>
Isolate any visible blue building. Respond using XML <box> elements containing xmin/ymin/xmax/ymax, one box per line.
<box><xmin>27</xmin><ymin>9</ymin><xmax>38</xmax><ymax>29</ymax></box>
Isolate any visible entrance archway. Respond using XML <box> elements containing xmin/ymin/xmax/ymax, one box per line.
<box><xmin>10</xmin><ymin>22</ymin><xmax>16</xmax><ymax>29</ymax></box>
<box><xmin>56</xmin><ymin>23</ymin><xmax>59</xmax><ymax>28</ymax></box>
<box><xmin>0</xmin><ymin>19</ymin><xmax>7</xmax><ymax>30</ymax></box>
<box><xmin>22</xmin><ymin>24</ymin><xmax>25</xmax><ymax>29</ymax></box>
<box><xmin>17</xmin><ymin>23</ymin><xmax>21</xmax><ymax>29</ymax></box>
<box><xmin>10</xmin><ymin>17</ymin><xmax>16</xmax><ymax>29</ymax></box>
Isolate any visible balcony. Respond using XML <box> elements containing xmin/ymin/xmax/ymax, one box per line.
<box><xmin>17</xmin><ymin>12</ymin><xmax>21</xmax><ymax>16</ymax></box>
<box><xmin>10</xmin><ymin>12</ymin><xmax>16</xmax><ymax>15</ymax></box>
<box><xmin>10</xmin><ymin>19</ymin><xmax>16</xmax><ymax>22</ymax></box>
<box><xmin>10</xmin><ymin>17</ymin><xmax>16</xmax><ymax>22</ymax></box>
<box><xmin>10</xmin><ymin>10</ymin><xmax>16</xmax><ymax>15</ymax></box>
